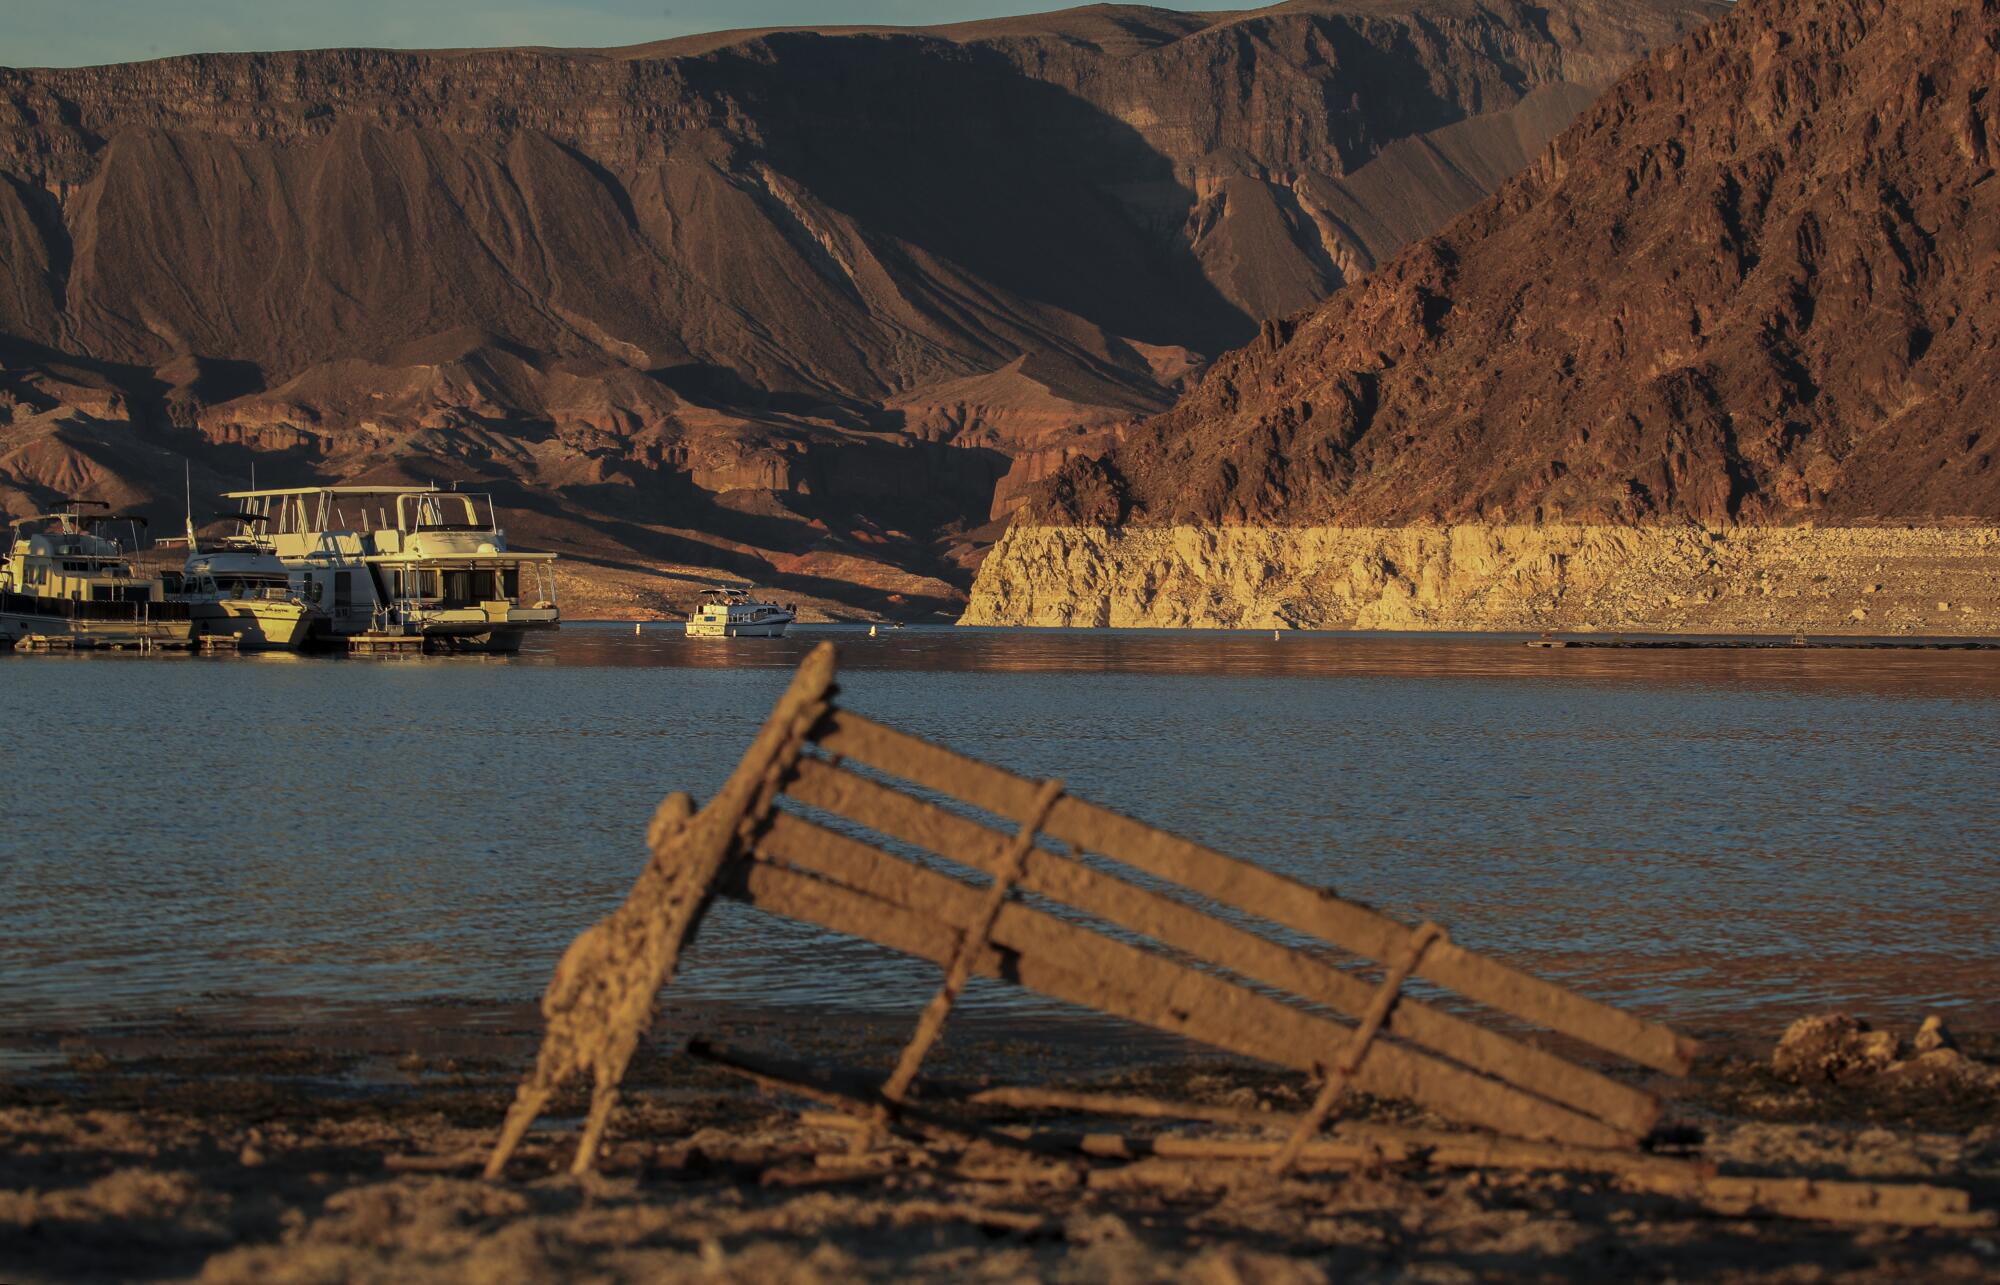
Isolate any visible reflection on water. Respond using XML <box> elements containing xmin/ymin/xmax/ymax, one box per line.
<box><xmin>3</xmin><ymin>623</ymin><xmax>1997</xmax><ymax>1041</ymax></box>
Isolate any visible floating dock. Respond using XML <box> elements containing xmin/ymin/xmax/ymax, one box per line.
<box><xmin>345</xmin><ymin>631</ymin><xmax>426</xmax><ymax>654</ymax></box>
<box><xmin>13</xmin><ymin>633</ymin><xmax>199</xmax><ymax>653</ymax></box>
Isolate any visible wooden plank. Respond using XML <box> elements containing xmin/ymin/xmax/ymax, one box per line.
<box><xmin>737</xmin><ymin>828</ymin><xmax>1631</xmax><ymax>1149</ymax></box>
<box><xmin>1032</xmin><ymin>1129</ymin><xmax>1697</xmax><ymax>1180</ymax></box>
<box><xmin>1269</xmin><ymin>920</ymin><xmax>1443</xmax><ymax>1176</ymax></box>
<box><xmin>970</xmin><ymin>1086</ymin><xmax>1277</xmax><ymax>1130</ymax></box>
<box><xmin>1028</xmin><ymin>1131</ymin><xmax>1994</xmax><ymax>1225</ymax></box>
<box><xmin>486</xmin><ymin>643</ymin><xmax>840</xmax><ymax>1179</ymax></box>
<box><xmin>880</xmin><ymin>777</ymin><xmax>1066</xmax><ymax>1105</ymax></box>
<box><xmin>969</xmin><ymin>1088</ymin><xmax>1696</xmax><ymax>1179</ymax></box>
<box><xmin>683</xmin><ymin>1038</ymin><xmax>1001</xmax><ymax>1156</ymax></box>
<box><xmin>813</xmin><ymin>711</ymin><xmax>1698</xmax><ymax>1075</ymax></box>
<box><xmin>779</xmin><ymin>762</ymin><xmax>1660</xmax><ymax>1138</ymax></box>
<box><xmin>1615</xmin><ymin>1171</ymin><xmax>1994</xmax><ymax>1229</ymax></box>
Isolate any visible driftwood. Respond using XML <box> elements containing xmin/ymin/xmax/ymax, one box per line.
<box><xmin>485</xmin><ymin>643</ymin><xmax>1993</xmax><ymax>1231</ymax></box>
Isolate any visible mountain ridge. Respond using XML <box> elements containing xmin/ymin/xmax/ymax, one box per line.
<box><xmin>1019</xmin><ymin>0</ymin><xmax>1999</xmax><ymax>531</ymax></box>
<box><xmin>0</xmin><ymin>0</ymin><xmax>1721</xmax><ymax>616</ymax></box>
<box><xmin>970</xmin><ymin>0</ymin><xmax>2000</xmax><ymax>634</ymax></box>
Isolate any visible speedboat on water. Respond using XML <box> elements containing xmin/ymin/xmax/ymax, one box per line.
<box><xmin>170</xmin><ymin>508</ymin><xmax>319</xmax><ymax>651</ymax></box>
<box><xmin>686</xmin><ymin>588</ymin><xmax>795</xmax><ymax>638</ymax></box>
<box><xmin>0</xmin><ymin>501</ymin><xmax>194</xmax><ymax>648</ymax></box>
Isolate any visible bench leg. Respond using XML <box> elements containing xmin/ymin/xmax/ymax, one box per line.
<box><xmin>1270</xmin><ymin>921</ymin><xmax>1446</xmax><ymax>1176</ymax></box>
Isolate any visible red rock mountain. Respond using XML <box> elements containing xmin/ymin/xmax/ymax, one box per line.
<box><xmin>1025</xmin><ymin>0</ymin><xmax>2000</xmax><ymax>531</ymax></box>
<box><xmin>0</xmin><ymin>0</ymin><xmax>1718</xmax><ymax>616</ymax></box>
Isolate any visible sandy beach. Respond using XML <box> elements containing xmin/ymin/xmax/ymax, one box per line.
<box><xmin>5</xmin><ymin>1008</ymin><xmax>1997</xmax><ymax>1284</ymax></box>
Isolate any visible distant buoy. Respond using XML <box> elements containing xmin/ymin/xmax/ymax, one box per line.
<box><xmin>869</xmin><ymin>624</ymin><xmax>879</xmax><ymax>637</ymax></box>
<box><xmin>1273</xmin><ymin>629</ymin><xmax>1281</xmax><ymax>640</ymax></box>
<box><xmin>634</xmin><ymin>621</ymin><xmax>642</xmax><ymax>635</ymax></box>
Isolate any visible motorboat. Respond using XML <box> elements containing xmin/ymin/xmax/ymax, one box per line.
<box><xmin>0</xmin><ymin>501</ymin><xmax>193</xmax><ymax>648</ymax></box>
<box><xmin>170</xmin><ymin>509</ymin><xmax>319</xmax><ymax>651</ymax></box>
<box><xmin>227</xmin><ymin>485</ymin><xmax>559</xmax><ymax>653</ymax></box>
<box><xmin>686</xmin><ymin>588</ymin><xmax>795</xmax><ymax>638</ymax></box>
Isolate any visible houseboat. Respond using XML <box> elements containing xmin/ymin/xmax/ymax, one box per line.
<box><xmin>686</xmin><ymin>588</ymin><xmax>795</xmax><ymax>638</ymax></box>
<box><xmin>225</xmin><ymin>486</ymin><xmax>560</xmax><ymax>653</ymax></box>
<box><xmin>0</xmin><ymin>502</ymin><xmax>193</xmax><ymax>648</ymax></box>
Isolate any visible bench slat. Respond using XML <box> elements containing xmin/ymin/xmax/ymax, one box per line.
<box><xmin>744</xmin><ymin>815</ymin><xmax>1631</xmax><ymax>1149</ymax></box>
<box><xmin>814</xmin><ymin>710</ymin><xmax>1696</xmax><ymax>1075</ymax></box>
<box><xmin>781</xmin><ymin>762</ymin><xmax>1659</xmax><ymax>1138</ymax></box>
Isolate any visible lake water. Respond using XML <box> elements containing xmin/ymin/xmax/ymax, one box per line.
<box><xmin>4</xmin><ymin>624</ymin><xmax>1998</xmax><ymax>1049</ymax></box>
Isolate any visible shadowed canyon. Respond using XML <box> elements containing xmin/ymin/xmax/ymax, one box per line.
<box><xmin>0</xmin><ymin>0</ymin><xmax>1721</xmax><ymax>618</ymax></box>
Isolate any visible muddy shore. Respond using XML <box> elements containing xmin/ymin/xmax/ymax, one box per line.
<box><xmin>5</xmin><ymin>1008</ymin><xmax>1997</xmax><ymax>1283</ymax></box>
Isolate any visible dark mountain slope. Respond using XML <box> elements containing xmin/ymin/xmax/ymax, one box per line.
<box><xmin>0</xmin><ymin>0</ymin><xmax>1718</xmax><ymax>615</ymax></box>
<box><xmin>1027</xmin><ymin>0</ymin><xmax>2000</xmax><ymax>530</ymax></box>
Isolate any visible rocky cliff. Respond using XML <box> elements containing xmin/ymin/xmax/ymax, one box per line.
<box><xmin>0</xmin><ymin>0</ymin><xmax>1717</xmax><ymax>617</ymax></box>
<box><xmin>973</xmin><ymin>0</ymin><xmax>2000</xmax><ymax>632</ymax></box>
<box><xmin>962</xmin><ymin>523</ymin><xmax>2000</xmax><ymax>631</ymax></box>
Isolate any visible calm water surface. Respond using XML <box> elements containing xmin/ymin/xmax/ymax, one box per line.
<box><xmin>4</xmin><ymin>625</ymin><xmax>1997</xmax><ymax>1042</ymax></box>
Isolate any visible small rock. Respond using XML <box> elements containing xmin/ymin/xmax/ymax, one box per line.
<box><xmin>1938</xmin><ymin>601</ymin><xmax>1953</xmax><ymax>612</ymax></box>
<box><xmin>1849</xmin><ymin>607</ymin><xmax>1869</xmax><ymax>621</ymax></box>
<box><xmin>1880</xmin><ymin>1046</ymin><xmax>2000</xmax><ymax>1092</ymax></box>
<box><xmin>1915</xmin><ymin>1015</ymin><xmax>1958</xmax><ymax>1053</ymax></box>
<box><xmin>1772</xmin><ymin>1013</ymin><xmax>1903</xmax><ymax>1083</ymax></box>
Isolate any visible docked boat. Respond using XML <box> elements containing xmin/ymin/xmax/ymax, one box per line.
<box><xmin>0</xmin><ymin>502</ymin><xmax>194</xmax><ymax>649</ymax></box>
<box><xmin>687</xmin><ymin>588</ymin><xmax>795</xmax><ymax>638</ymax></box>
<box><xmin>170</xmin><ymin>510</ymin><xmax>319</xmax><ymax>651</ymax></box>
<box><xmin>226</xmin><ymin>486</ymin><xmax>560</xmax><ymax>653</ymax></box>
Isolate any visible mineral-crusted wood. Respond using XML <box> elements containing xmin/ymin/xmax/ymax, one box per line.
<box><xmin>487</xmin><ymin>644</ymin><xmax>1992</xmax><ymax>1230</ymax></box>
<box><xmin>492</xmin><ymin>642</ymin><xmax>1702</xmax><ymax>1176</ymax></box>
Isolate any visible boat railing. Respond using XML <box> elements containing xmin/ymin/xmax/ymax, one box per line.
<box><xmin>0</xmin><ymin>589</ymin><xmax>193</xmax><ymax>622</ymax></box>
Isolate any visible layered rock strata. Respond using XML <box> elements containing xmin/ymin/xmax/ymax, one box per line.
<box><xmin>964</xmin><ymin>524</ymin><xmax>2000</xmax><ymax>633</ymax></box>
<box><xmin>976</xmin><ymin>0</ymin><xmax>2000</xmax><ymax>631</ymax></box>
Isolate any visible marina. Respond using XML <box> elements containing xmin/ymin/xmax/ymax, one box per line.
<box><xmin>0</xmin><ymin>486</ymin><xmax>561</xmax><ymax>655</ymax></box>
<box><xmin>0</xmin><ymin>501</ymin><xmax>194</xmax><ymax>649</ymax></box>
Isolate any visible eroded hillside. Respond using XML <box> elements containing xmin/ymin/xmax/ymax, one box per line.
<box><xmin>0</xmin><ymin>0</ymin><xmax>1718</xmax><ymax>616</ymax></box>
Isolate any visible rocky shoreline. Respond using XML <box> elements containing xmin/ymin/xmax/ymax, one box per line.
<box><xmin>962</xmin><ymin>524</ymin><xmax>2000</xmax><ymax>633</ymax></box>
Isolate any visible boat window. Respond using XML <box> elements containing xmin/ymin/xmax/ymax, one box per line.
<box><xmin>501</xmin><ymin>568</ymin><xmax>519</xmax><ymax>599</ymax></box>
<box><xmin>91</xmin><ymin>586</ymin><xmax>116</xmax><ymax>602</ymax></box>
<box><xmin>411</xmin><ymin>494</ymin><xmax>487</xmax><ymax>531</ymax></box>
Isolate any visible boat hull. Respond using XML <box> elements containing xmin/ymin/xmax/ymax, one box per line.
<box><xmin>188</xmin><ymin>600</ymin><xmax>318</xmax><ymax>651</ymax></box>
<box><xmin>423</xmin><ymin>626</ymin><xmax>537</xmax><ymax>654</ymax></box>
<box><xmin>686</xmin><ymin>620</ymin><xmax>791</xmax><ymax>638</ymax></box>
<box><xmin>1</xmin><ymin>593</ymin><xmax>194</xmax><ymax>649</ymax></box>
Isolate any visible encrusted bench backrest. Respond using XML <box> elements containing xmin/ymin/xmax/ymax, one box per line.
<box><xmin>489</xmin><ymin>642</ymin><xmax>1695</xmax><ymax>1178</ymax></box>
